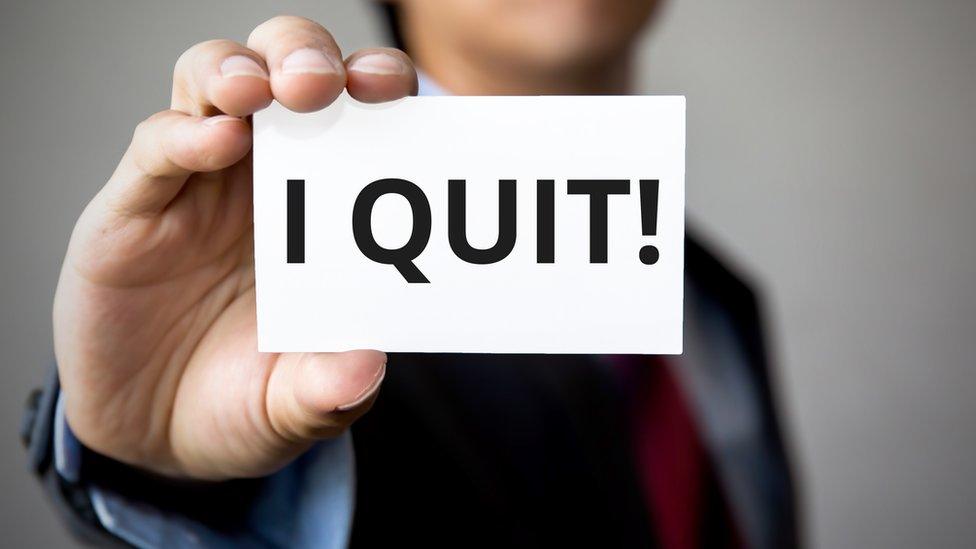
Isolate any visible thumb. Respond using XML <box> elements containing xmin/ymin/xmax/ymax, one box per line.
<box><xmin>266</xmin><ymin>350</ymin><xmax>386</xmax><ymax>442</ymax></box>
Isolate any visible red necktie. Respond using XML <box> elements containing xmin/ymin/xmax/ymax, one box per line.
<box><xmin>619</xmin><ymin>356</ymin><xmax>744</xmax><ymax>549</ymax></box>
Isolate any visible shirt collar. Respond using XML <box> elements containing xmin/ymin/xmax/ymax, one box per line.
<box><xmin>417</xmin><ymin>70</ymin><xmax>450</xmax><ymax>97</ymax></box>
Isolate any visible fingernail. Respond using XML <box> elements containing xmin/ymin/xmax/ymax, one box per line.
<box><xmin>203</xmin><ymin>114</ymin><xmax>241</xmax><ymax>127</ymax></box>
<box><xmin>281</xmin><ymin>48</ymin><xmax>342</xmax><ymax>75</ymax></box>
<box><xmin>336</xmin><ymin>361</ymin><xmax>386</xmax><ymax>412</ymax></box>
<box><xmin>220</xmin><ymin>55</ymin><xmax>268</xmax><ymax>79</ymax></box>
<box><xmin>348</xmin><ymin>53</ymin><xmax>407</xmax><ymax>76</ymax></box>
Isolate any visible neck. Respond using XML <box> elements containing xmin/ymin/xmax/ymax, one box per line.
<box><xmin>407</xmin><ymin>40</ymin><xmax>633</xmax><ymax>96</ymax></box>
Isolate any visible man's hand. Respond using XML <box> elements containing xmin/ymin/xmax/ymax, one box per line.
<box><xmin>52</xmin><ymin>16</ymin><xmax>417</xmax><ymax>480</ymax></box>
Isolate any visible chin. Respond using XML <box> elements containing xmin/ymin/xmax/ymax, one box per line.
<box><xmin>519</xmin><ymin>29</ymin><xmax>638</xmax><ymax>72</ymax></box>
<box><xmin>502</xmin><ymin>1</ymin><xmax>653</xmax><ymax>71</ymax></box>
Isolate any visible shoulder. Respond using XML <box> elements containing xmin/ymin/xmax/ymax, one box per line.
<box><xmin>685</xmin><ymin>226</ymin><xmax>773</xmax><ymax>386</ymax></box>
<box><xmin>686</xmin><ymin>227</ymin><xmax>764</xmax><ymax>318</ymax></box>
<box><xmin>684</xmin><ymin>230</ymin><xmax>802</xmax><ymax>548</ymax></box>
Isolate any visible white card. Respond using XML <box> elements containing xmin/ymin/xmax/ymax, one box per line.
<box><xmin>253</xmin><ymin>94</ymin><xmax>685</xmax><ymax>354</ymax></box>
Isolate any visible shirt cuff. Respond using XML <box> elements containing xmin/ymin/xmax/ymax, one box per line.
<box><xmin>51</xmin><ymin>393</ymin><xmax>355</xmax><ymax>548</ymax></box>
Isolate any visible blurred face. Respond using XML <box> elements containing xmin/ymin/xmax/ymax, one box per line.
<box><xmin>400</xmin><ymin>0</ymin><xmax>659</xmax><ymax>73</ymax></box>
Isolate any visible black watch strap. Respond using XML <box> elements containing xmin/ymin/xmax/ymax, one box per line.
<box><xmin>21</xmin><ymin>365</ymin><xmax>130</xmax><ymax>547</ymax></box>
<box><xmin>21</xmin><ymin>365</ymin><xmax>59</xmax><ymax>474</ymax></box>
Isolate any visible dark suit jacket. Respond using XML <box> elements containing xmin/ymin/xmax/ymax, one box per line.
<box><xmin>349</xmin><ymin>233</ymin><xmax>800</xmax><ymax>548</ymax></box>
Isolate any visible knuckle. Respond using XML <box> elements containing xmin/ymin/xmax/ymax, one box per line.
<box><xmin>174</xmin><ymin>39</ymin><xmax>236</xmax><ymax>73</ymax></box>
<box><xmin>131</xmin><ymin>116</ymin><xmax>155</xmax><ymax>144</ymax></box>
<box><xmin>298</xmin><ymin>17</ymin><xmax>330</xmax><ymax>36</ymax></box>
<box><xmin>196</xmin><ymin>38</ymin><xmax>240</xmax><ymax>55</ymax></box>
<box><xmin>269</xmin><ymin>14</ymin><xmax>320</xmax><ymax>30</ymax></box>
<box><xmin>250</xmin><ymin>14</ymin><xmax>331</xmax><ymax>44</ymax></box>
<box><xmin>174</xmin><ymin>45</ymin><xmax>194</xmax><ymax>70</ymax></box>
<box><xmin>129</xmin><ymin>111</ymin><xmax>181</xmax><ymax>177</ymax></box>
<box><xmin>132</xmin><ymin>110</ymin><xmax>172</xmax><ymax>142</ymax></box>
<box><xmin>131</xmin><ymin>119</ymin><xmax>150</xmax><ymax>143</ymax></box>
<box><xmin>174</xmin><ymin>41</ymin><xmax>204</xmax><ymax>73</ymax></box>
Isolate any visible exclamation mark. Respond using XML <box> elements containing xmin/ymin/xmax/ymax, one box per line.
<box><xmin>639</xmin><ymin>179</ymin><xmax>660</xmax><ymax>265</ymax></box>
<box><xmin>287</xmin><ymin>179</ymin><xmax>305</xmax><ymax>263</ymax></box>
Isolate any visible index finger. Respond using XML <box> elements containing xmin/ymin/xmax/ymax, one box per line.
<box><xmin>247</xmin><ymin>15</ymin><xmax>347</xmax><ymax>113</ymax></box>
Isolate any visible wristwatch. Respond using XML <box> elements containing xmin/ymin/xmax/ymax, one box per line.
<box><xmin>21</xmin><ymin>366</ymin><xmax>128</xmax><ymax>546</ymax></box>
<box><xmin>22</xmin><ymin>366</ymin><xmax>286</xmax><ymax>548</ymax></box>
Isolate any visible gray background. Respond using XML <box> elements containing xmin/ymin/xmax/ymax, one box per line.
<box><xmin>1</xmin><ymin>0</ymin><xmax>973</xmax><ymax>547</ymax></box>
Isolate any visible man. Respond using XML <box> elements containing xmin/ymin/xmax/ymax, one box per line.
<box><xmin>23</xmin><ymin>1</ymin><xmax>799</xmax><ymax>547</ymax></box>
